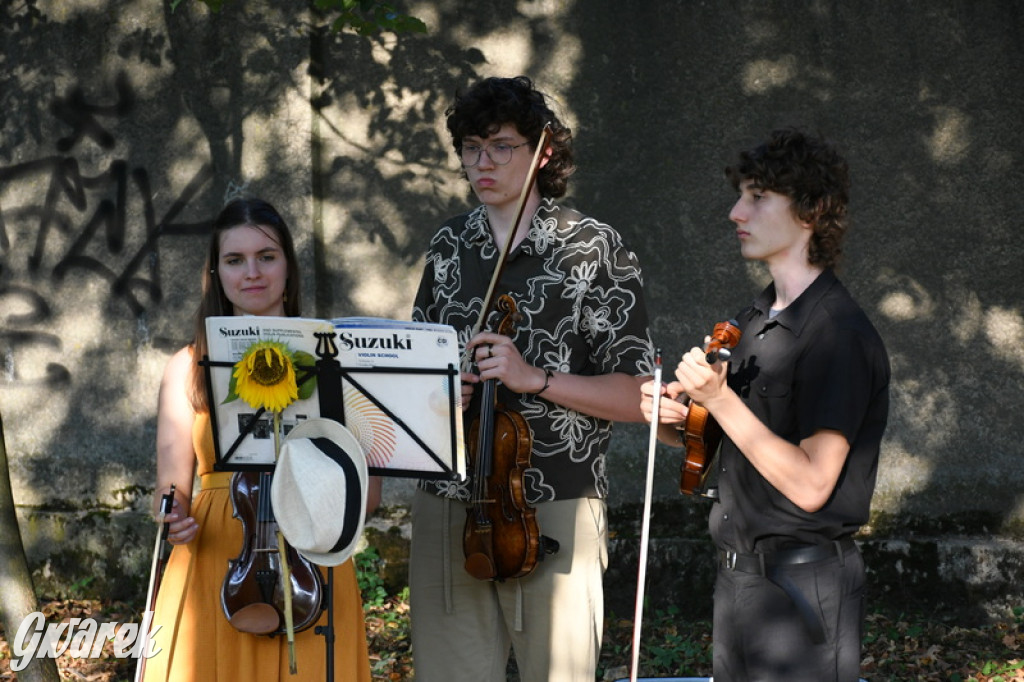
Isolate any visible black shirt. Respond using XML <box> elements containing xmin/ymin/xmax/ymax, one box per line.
<box><xmin>709</xmin><ymin>269</ymin><xmax>890</xmax><ymax>554</ymax></box>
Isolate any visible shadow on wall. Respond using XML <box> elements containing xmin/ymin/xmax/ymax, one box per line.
<box><xmin>1</xmin><ymin>0</ymin><xmax>1024</xmax><ymax>617</ymax></box>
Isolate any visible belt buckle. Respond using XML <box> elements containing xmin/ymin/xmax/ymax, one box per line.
<box><xmin>724</xmin><ymin>550</ymin><xmax>738</xmax><ymax>570</ymax></box>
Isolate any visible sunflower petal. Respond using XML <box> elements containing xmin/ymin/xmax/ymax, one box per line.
<box><xmin>231</xmin><ymin>340</ymin><xmax>302</xmax><ymax>412</ymax></box>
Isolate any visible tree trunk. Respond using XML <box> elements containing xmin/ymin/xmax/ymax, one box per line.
<box><xmin>0</xmin><ymin>411</ymin><xmax>60</xmax><ymax>682</ymax></box>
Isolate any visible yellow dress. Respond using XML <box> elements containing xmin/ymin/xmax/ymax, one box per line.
<box><xmin>145</xmin><ymin>413</ymin><xmax>372</xmax><ymax>682</ymax></box>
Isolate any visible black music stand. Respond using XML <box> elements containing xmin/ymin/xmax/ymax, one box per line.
<box><xmin>204</xmin><ymin>341</ymin><xmax>463</xmax><ymax>479</ymax></box>
<box><xmin>305</xmin><ymin>330</ymin><xmax>460</xmax><ymax>681</ymax></box>
<box><xmin>201</xmin><ymin>327</ymin><xmax>461</xmax><ymax>681</ymax></box>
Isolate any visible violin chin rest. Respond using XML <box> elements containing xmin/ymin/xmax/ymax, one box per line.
<box><xmin>465</xmin><ymin>553</ymin><xmax>497</xmax><ymax>581</ymax></box>
<box><xmin>228</xmin><ymin>603</ymin><xmax>281</xmax><ymax>634</ymax></box>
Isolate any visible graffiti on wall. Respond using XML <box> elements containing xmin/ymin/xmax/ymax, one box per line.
<box><xmin>0</xmin><ymin>72</ymin><xmax>213</xmax><ymax>386</ymax></box>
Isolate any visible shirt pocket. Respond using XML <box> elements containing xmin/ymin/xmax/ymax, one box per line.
<box><xmin>752</xmin><ymin>375</ymin><xmax>796</xmax><ymax>437</ymax></box>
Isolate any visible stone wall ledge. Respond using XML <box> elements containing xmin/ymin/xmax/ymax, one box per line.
<box><xmin>16</xmin><ymin>508</ymin><xmax>1024</xmax><ymax>627</ymax></box>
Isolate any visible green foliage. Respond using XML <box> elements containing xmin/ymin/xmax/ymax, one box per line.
<box><xmin>354</xmin><ymin>545</ymin><xmax>389</xmax><ymax>609</ymax></box>
<box><xmin>978</xmin><ymin>658</ymin><xmax>1024</xmax><ymax>677</ymax></box>
<box><xmin>64</xmin><ymin>575</ymin><xmax>97</xmax><ymax>599</ymax></box>
<box><xmin>355</xmin><ymin>545</ymin><xmax>413</xmax><ymax>678</ymax></box>
<box><xmin>352</xmin><ymin>555</ymin><xmax>1024</xmax><ymax>681</ymax></box>
<box><xmin>293</xmin><ymin>350</ymin><xmax>317</xmax><ymax>400</ymax></box>
<box><xmin>641</xmin><ymin>606</ymin><xmax>711</xmax><ymax>673</ymax></box>
<box><xmin>600</xmin><ymin>607</ymin><xmax>713</xmax><ymax>678</ymax></box>
<box><xmin>170</xmin><ymin>0</ymin><xmax>222</xmax><ymax>10</ymax></box>
<box><xmin>168</xmin><ymin>0</ymin><xmax>427</xmax><ymax>36</ymax></box>
<box><xmin>858</xmin><ymin>607</ymin><xmax>1024</xmax><ymax>681</ymax></box>
<box><xmin>314</xmin><ymin>0</ymin><xmax>426</xmax><ymax>35</ymax></box>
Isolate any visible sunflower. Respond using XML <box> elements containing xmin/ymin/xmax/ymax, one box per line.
<box><xmin>228</xmin><ymin>340</ymin><xmax>300</xmax><ymax>413</ymax></box>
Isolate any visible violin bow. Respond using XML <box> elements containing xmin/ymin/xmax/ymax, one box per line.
<box><xmin>630</xmin><ymin>350</ymin><xmax>662</xmax><ymax>682</ymax></box>
<box><xmin>134</xmin><ymin>484</ymin><xmax>175</xmax><ymax>682</ymax></box>
<box><xmin>464</xmin><ymin>124</ymin><xmax>552</xmax><ymax>364</ymax></box>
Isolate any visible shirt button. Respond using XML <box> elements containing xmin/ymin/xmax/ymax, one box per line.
<box><xmin>758</xmin><ymin>333</ymin><xmax>765</xmax><ymax>339</ymax></box>
<box><xmin>723</xmin><ymin>514</ymin><xmax>729</xmax><ymax>520</ymax></box>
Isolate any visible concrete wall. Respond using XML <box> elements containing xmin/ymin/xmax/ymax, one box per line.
<box><xmin>2</xmin><ymin>0</ymin><xmax>1023</xmax><ymax>621</ymax></box>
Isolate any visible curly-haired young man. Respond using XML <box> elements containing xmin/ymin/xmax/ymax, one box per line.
<box><xmin>643</xmin><ymin>128</ymin><xmax>890</xmax><ymax>681</ymax></box>
<box><xmin>410</xmin><ymin>76</ymin><xmax>654</xmax><ymax>682</ymax></box>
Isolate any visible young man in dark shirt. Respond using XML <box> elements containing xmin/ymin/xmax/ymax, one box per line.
<box><xmin>643</xmin><ymin>128</ymin><xmax>890</xmax><ymax>681</ymax></box>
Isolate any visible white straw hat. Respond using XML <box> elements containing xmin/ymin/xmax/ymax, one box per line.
<box><xmin>271</xmin><ymin>418</ymin><xmax>368</xmax><ymax>566</ymax></box>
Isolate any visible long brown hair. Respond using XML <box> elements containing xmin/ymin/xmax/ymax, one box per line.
<box><xmin>188</xmin><ymin>198</ymin><xmax>302</xmax><ymax>412</ymax></box>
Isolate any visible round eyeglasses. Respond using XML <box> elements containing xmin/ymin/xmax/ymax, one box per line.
<box><xmin>460</xmin><ymin>142</ymin><xmax>529</xmax><ymax>167</ymax></box>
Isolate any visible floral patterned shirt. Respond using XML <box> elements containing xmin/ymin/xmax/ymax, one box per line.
<box><xmin>412</xmin><ymin>199</ymin><xmax>654</xmax><ymax>503</ymax></box>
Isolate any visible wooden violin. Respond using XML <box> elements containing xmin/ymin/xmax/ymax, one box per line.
<box><xmin>221</xmin><ymin>470</ymin><xmax>324</xmax><ymax>634</ymax></box>
<box><xmin>679</xmin><ymin>320</ymin><xmax>742</xmax><ymax>496</ymax></box>
<box><xmin>463</xmin><ymin>294</ymin><xmax>543</xmax><ymax>581</ymax></box>
<box><xmin>459</xmin><ymin>125</ymin><xmax>555</xmax><ymax>581</ymax></box>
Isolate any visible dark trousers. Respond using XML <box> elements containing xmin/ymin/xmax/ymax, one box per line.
<box><xmin>712</xmin><ymin>542</ymin><xmax>865</xmax><ymax>682</ymax></box>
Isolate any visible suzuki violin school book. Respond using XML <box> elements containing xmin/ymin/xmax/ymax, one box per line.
<box><xmin>204</xmin><ymin>315</ymin><xmax>465</xmax><ymax>481</ymax></box>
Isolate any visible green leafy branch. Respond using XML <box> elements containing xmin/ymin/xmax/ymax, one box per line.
<box><xmin>169</xmin><ymin>0</ymin><xmax>427</xmax><ymax>35</ymax></box>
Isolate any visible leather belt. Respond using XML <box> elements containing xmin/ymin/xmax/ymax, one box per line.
<box><xmin>720</xmin><ymin>537</ymin><xmax>857</xmax><ymax>576</ymax></box>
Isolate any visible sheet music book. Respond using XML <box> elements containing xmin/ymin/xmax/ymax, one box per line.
<box><xmin>331</xmin><ymin>316</ymin><xmax>465</xmax><ymax>480</ymax></box>
<box><xmin>204</xmin><ymin>315</ymin><xmax>464</xmax><ymax>480</ymax></box>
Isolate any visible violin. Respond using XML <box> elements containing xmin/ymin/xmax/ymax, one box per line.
<box><xmin>221</xmin><ymin>470</ymin><xmax>324</xmax><ymax>634</ymax></box>
<box><xmin>460</xmin><ymin>124</ymin><xmax>556</xmax><ymax>581</ymax></box>
<box><xmin>679</xmin><ymin>320</ymin><xmax>742</xmax><ymax>496</ymax></box>
<box><xmin>463</xmin><ymin>294</ymin><xmax>543</xmax><ymax>581</ymax></box>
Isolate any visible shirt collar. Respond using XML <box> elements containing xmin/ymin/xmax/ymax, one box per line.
<box><xmin>752</xmin><ymin>268</ymin><xmax>838</xmax><ymax>337</ymax></box>
<box><xmin>461</xmin><ymin>199</ymin><xmax>556</xmax><ymax>257</ymax></box>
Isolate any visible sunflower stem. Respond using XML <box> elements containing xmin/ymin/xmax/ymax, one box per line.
<box><xmin>278</xmin><ymin>528</ymin><xmax>298</xmax><ymax>674</ymax></box>
<box><xmin>272</xmin><ymin>411</ymin><xmax>298</xmax><ymax>673</ymax></box>
<box><xmin>273</xmin><ymin>410</ymin><xmax>281</xmax><ymax>456</ymax></box>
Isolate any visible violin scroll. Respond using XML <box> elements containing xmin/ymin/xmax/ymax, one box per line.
<box><xmin>679</xmin><ymin>320</ymin><xmax>742</xmax><ymax>496</ymax></box>
<box><xmin>492</xmin><ymin>294</ymin><xmax>522</xmax><ymax>338</ymax></box>
<box><xmin>704</xmin><ymin>319</ymin><xmax>741</xmax><ymax>364</ymax></box>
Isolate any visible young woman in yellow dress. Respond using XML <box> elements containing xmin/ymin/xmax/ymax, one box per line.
<box><xmin>145</xmin><ymin>197</ymin><xmax>379</xmax><ymax>681</ymax></box>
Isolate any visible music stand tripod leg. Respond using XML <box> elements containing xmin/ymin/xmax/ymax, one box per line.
<box><xmin>313</xmin><ymin>566</ymin><xmax>336</xmax><ymax>682</ymax></box>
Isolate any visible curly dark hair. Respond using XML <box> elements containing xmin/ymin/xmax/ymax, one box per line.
<box><xmin>445</xmin><ymin>76</ymin><xmax>575</xmax><ymax>198</ymax></box>
<box><xmin>725</xmin><ymin>128</ymin><xmax>850</xmax><ymax>269</ymax></box>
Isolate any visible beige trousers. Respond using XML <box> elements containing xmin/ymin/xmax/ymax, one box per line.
<box><xmin>409</xmin><ymin>489</ymin><xmax>608</xmax><ymax>682</ymax></box>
